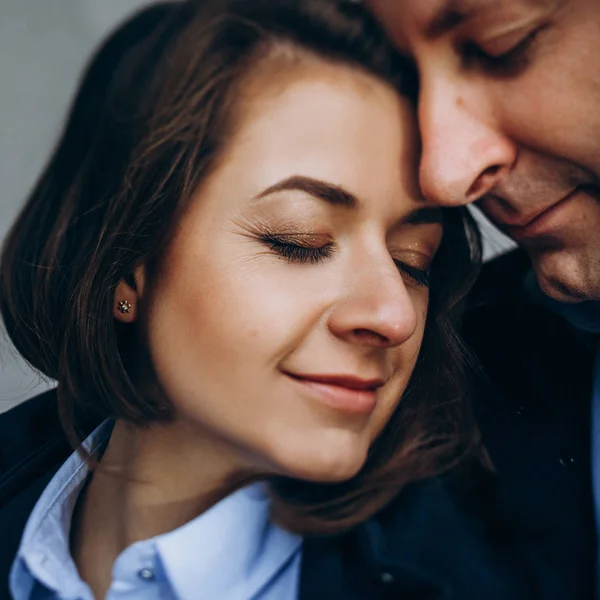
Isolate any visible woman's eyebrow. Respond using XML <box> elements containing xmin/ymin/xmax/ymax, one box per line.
<box><xmin>255</xmin><ymin>175</ymin><xmax>357</xmax><ymax>208</ymax></box>
<box><xmin>255</xmin><ymin>175</ymin><xmax>442</xmax><ymax>226</ymax></box>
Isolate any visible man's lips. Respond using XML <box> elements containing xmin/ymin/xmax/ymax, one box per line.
<box><xmin>284</xmin><ymin>372</ymin><xmax>385</xmax><ymax>415</ymax></box>
<box><xmin>484</xmin><ymin>187</ymin><xmax>583</xmax><ymax>239</ymax></box>
<box><xmin>509</xmin><ymin>189</ymin><xmax>579</xmax><ymax>229</ymax></box>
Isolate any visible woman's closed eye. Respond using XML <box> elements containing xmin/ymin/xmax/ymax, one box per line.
<box><xmin>261</xmin><ymin>232</ymin><xmax>432</xmax><ymax>287</ymax></box>
<box><xmin>394</xmin><ymin>260</ymin><xmax>431</xmax><ymax>288</ymax></box>
<box><xmin>259</xmin><ymin>233</ymin><xmax>335</xmax><ymax>264</ymax></box>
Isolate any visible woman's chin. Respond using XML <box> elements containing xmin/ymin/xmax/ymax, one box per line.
<box><xmin>267</xmin><ymin>434</ymin><xmax>370</xmax><ymax>483</ymax></box>
<box><xmin>298</xmin><ymin>459</ymin><xmax>365</xmax><ymax>484</ymax></box>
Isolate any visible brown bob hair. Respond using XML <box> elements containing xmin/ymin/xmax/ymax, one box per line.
<box><xmin>0</xmin><ymin>0</ymin><xmax>483</xmax><ymax>534</ymax></box>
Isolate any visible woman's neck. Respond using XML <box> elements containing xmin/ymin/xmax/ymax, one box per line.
<box><xmin>70</xmin><ymin>418</ymin><xmax>257</xmax><ymax>596</ymax></box>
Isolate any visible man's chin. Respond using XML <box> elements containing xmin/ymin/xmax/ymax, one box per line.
<box><xmin>535</xmin><ymin>274</ymin><xmax>590</xmax><ymax>304</ymax></box>
<box><xmin>530</xmin><ymin>250</ymin><xmax>600</xmax><ymax>304</ymax></box>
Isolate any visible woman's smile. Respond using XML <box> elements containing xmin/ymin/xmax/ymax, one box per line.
<box><xmin>282</xmin><ymin>371</ymin><xmax>385</xmax><ymax>415</ymax></box>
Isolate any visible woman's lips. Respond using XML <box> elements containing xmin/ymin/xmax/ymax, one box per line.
<box><xmin>284</xmin><ymin>372</ymin><xmax>383</xmax><ymax>415</ymax></box>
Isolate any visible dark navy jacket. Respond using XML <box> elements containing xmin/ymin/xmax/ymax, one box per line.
<box><xmin>0</xmin><ymin>250</ymin><xmax>596</xmax><ymax>599</ymax></box>
<box><xmin>464</xmin><ymin>250</ymin><xmax>597</xmax><ymax>599</ymax></box>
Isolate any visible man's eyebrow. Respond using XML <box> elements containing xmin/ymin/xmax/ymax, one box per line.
<box><xmin>425</xmin><ymin>0</ymin><xmax>479</xmax><ymax>39</ymax></box>
<box><xmin>255</xmin><ymin>175</ymin><xmax>357</xmax><ymax>208</ymax></box>
<box><xmin>404</xmin><ymin>206</ymin><xmax>443</xmax><ymax>226</ymax></box>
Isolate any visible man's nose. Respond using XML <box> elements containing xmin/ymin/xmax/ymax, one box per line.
<box><xmin>417</xmin><ymin>74</ymin><xmax>516</xmax><ymax>206</ymax></box>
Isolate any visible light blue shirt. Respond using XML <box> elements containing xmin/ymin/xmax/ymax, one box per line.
<box><xmin>10</xmin><ymin>421</ymin><xmax>302</xmax><ymax>600</ymax></box>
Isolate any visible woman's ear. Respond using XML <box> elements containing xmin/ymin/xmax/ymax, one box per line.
<box><xmin>113</xmin><ymin>265</ymin><xmax>146</xmax><ymax>323</ymax></box>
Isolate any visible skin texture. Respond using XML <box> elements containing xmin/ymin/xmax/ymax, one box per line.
<box><xmin>73</xmin><ymin>60</ymin><xmax>442</xmax><ymax>597</ymax></box>
<box><xmin>367</xmin><ymin>0</ymin><xmax>600</xmax><ymax>303</ymax></box>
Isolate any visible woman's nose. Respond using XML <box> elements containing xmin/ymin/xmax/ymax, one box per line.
<box><xmin>327</xmin><ymin>260</ymin><xmax>418</xmax><ymax>349</ymax></box>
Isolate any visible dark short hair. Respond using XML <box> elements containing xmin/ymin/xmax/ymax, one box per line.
<box><xmin>0</xmin><ymin>0</ymin><xmax>483</xmax><ymax>535</ymax></box>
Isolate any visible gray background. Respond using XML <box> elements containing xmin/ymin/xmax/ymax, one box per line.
<box><xmin>0</xmin><ymin>0</ymin><xmax>515</xmax><ymax>413</ymax></box>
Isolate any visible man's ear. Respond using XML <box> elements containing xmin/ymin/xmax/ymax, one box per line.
<box><xmin>113</xmin><ymin>265</ymin><xmax>146</xmax><ymax>323</ymax></box>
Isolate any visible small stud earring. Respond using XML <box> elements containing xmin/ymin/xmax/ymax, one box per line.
<box><xmin>118</xmin><ymin>300</ymin><xmax>132</xmax><ymax>314</ymax></box>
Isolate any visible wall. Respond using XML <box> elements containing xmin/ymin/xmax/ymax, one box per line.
<box><xmin>0</xmin><ymin>0</ymin><xmax>150</xmax><ymax>411</ymax></box>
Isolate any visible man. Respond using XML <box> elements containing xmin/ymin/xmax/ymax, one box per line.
<box><xmin>366</xmin><ymin>0</ymin><xmax>600</xmax><ymax>598</ymax></box>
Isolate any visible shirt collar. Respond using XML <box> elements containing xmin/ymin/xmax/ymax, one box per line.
<box><xmin>11</xmin><ymin>420</ymin><xmax>113</xmax><ymax>599</ymax></box>
<box><xmin>11</xmin><ymin>420</ymin><xmax>302</xmax><ymax>600</ymax></box>
<box><xmin>155</xmin><ymin>481</ymin><xmax>301</xmax><ymax>600</ymax></box>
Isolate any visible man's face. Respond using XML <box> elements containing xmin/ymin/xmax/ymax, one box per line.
<box><xmin>368</xmin><ymin>0</ymin><xmax>600</xmax><ymax>303</ymax></box>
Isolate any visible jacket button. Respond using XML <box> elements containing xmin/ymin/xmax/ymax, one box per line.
<box><xmin>559</xmin><ymin>453</ymin><xmax>577</xmax><ymax>469</ymax></box>
<box><xmin>380</xmin><ymin>572</ymin><xmax>394</xmax><ymax>584</ymax></box>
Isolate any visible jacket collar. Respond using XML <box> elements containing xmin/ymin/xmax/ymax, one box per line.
<box><xmin>298</xmin><ymin>475</ymin><xmax>571</xmax><ymax>600</ymax></box>
<box><xmin>298</xmin><ymin>519</ymin><xmax>452</xmax><ymax>600</ymax></box>
<box><xmin>298</xmin><ymin>482</ymin><xmax>456</xmax><ymax>600</ymax></box>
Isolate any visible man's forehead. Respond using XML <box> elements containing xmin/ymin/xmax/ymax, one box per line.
<box><xmin>369</xmin><ymin>0</ymin><xmax>504</xmax><ymax>40</ymax></box>
<box><xmin>422</xmin><ymin>0</ymin><xmax>501</xmax><ymax>38</ymax></box>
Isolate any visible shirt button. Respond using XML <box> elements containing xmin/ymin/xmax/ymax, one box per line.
<box><xmin>138</xmin><ymin>567</ymin><xmax>156</xmax><ymax>582</ymax></box>
<box><xmin>380</xmin><ymin>571</ymin><xmax>394</xmax><ymax>584</ymax></box>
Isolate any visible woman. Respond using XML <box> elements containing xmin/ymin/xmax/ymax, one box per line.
<box><xmin>0</xmin><ymin>1</ymin><xmax>549</xmax><ymax>599</ymax></box>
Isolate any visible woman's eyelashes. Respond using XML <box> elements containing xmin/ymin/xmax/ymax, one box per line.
<box><xmin>258</xmin><ymin>231</ymin><xmax>432</xmax><ymax>288</ymax></box>
<box><xmin>395</xmin><ymin>261</ymin><xmax>431</xmax><ymax>288</ymax></box>
<box><xmin>259</xmin><ymin>233</ymin><xmax>335</xmax><ymax>264</ymax></box>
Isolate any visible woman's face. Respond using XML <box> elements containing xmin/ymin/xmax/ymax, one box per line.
<box><xmin>139</xmin><ymin>61</ymin><xmax>443</xmax><ymax>483</ymax></box>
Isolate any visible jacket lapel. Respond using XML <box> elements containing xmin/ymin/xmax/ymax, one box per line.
<box><xmin>298</xmin><ymin>519</ymin><xmax>451</xmax><ymax>600</ymax></box>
